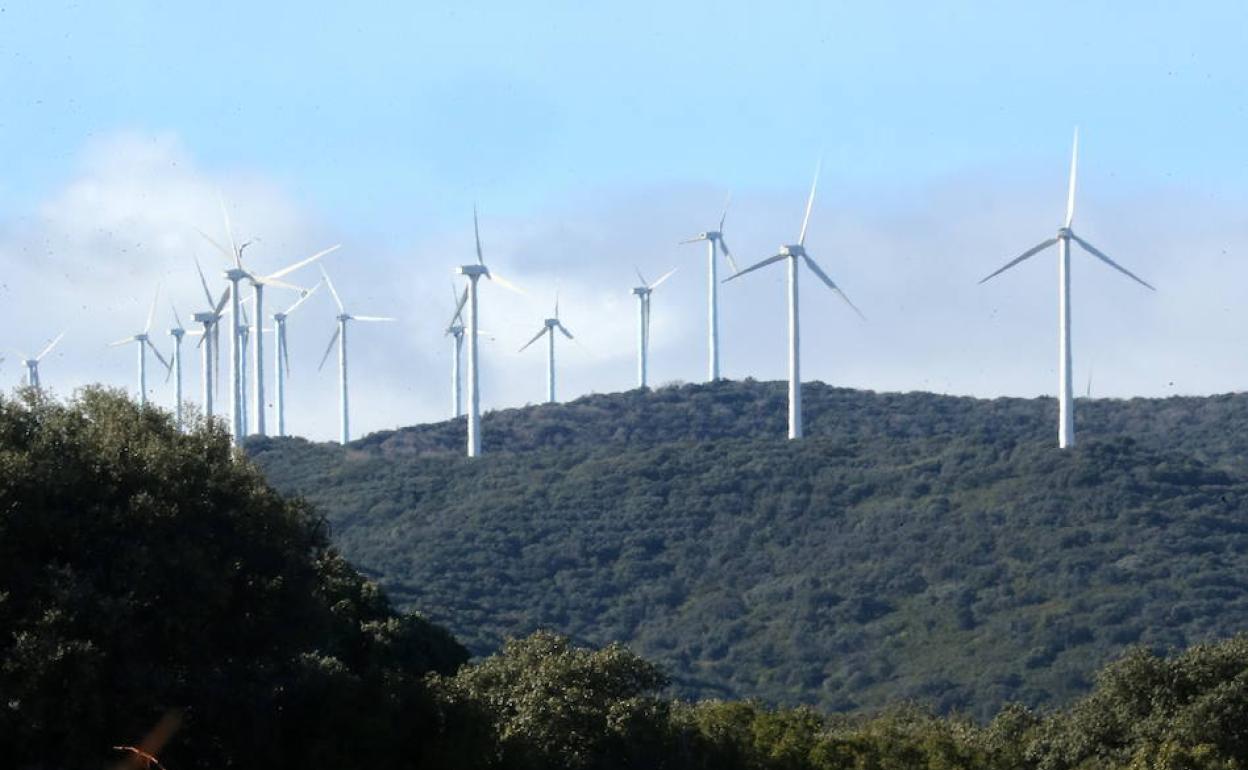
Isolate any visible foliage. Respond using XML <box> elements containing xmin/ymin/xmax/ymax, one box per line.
<box><xmin>0</xmin><ymin>387</ymin><xmax>467</xmax><ymax>770</ymax></box>
<box><xmin>250</xmin><ymin>380</ymin><xmax>1248</xmax><ymax>719</ymax></box>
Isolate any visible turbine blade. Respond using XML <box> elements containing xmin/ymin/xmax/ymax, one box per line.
<box><xmin>518</xmin><ymin>326</ymin><xmax>547</xmax><ymax>352</ymax></box>
<box><xmin>978</xmin><ymin>238</ymin><xmax>1058</xmax><ymax>284</ymax></box>
<box><xmin>146</xmin><ymin>338</ymin><xmax>171</xmax><ymax>372</ymax></box>
<box><xmin>650</xmin><ymin>267</ymin><xmax>677</xmax><ymax>289</ymax></box>
<box><xmin>351</xmin><ymin>315</ymin><xmax>395</xmax><ymax>322</ymax></box>
<box><xmin>679</xmin><ymin>235</ymin><xmax>707</xmax><ymax>244</ymax></box>
<box><xmin>557</xmin><ymin>322</ymin><xmax>574</xmax><ymax>340</ymax></box>
<box><xmin>803</xmin><ymin>254</ymin><xmax>866</xmax><ymax>321</ymax></box>
<box><xmin>255</xmin><ymin>276</ymin><xmax>307</xmax><ymax>292</ymax></box>
<box><xmin>798</xmin><ymin>158</ymin><xmax>821</xmax><ymax>247</ymax></box>
<box><xmin>635</xmin><ymin>267</ymin><xmax>648</xmax><ymax>287</ymax></box>
<box><xmin>717</xmin><ymin>235</ymin><xmax>740</xmax><ymax>274</ymax></box>
<box><xmin>265</xmin><ymin>244</ymin><xmax>342</xmax><ymax>281</ymax></box>
<box><xmin>1065</xmin><ymin>127</ymin><xmax>1079</xmax><ymax>228</ymax></box>
<box><xmin>36</xmin><ymin>331</ymin><xmax>66</xmax><ymax>361</ymax></box>
<box><xmin>283</xmin><ymin>334</ymin><xmax>292</xmax><ymax>377</ymax></box>
<box><xmin>719</xmin><ymin>192</ymin><xmax>732</xmax><ymax>233</ymax></box>
<box><xmin>218</xmin><ymin>193</ymin><xmax>242</xmax><ymax>268</ymax></box>
<box><xmin>284</xmin><ymin>281</ymin><xmax>321</xmax><ymax>315</ymax></box>
<box><xmin>488</xmin><ymin>271</ymin><xmax>525</xmax><ymax>294</ymax></box>
<box><xmin>144</xmin><ymin>286</ymin><xmax>161</xmax><ymax>334</ymax></box>
<box><xmin>318</xmin><ymin>327</ymin><xmax>341</xmax><ymax>372</ymax></box>
<box><xmin>319</xmin><ymin>265</ymin><xmax>345</xmax><ymax>312</ymax></box>
<box><xmin>473</xmin><ymin>205</ymin><xmax>484</xmax><ymax>265</ymax></box>
<box><xmin>554</xmin><ymin>291</ymin><xmax>560</xmax><ymax>320</ymax></box>
<box><xmin>108</xmin><ymin>337</ymin><xmax>133</xmax><ymax>347</ymax></box>
<box><xmin>1071</xmin><ymin>233</ymin><xmax>1156</xmax><ymax>291</ymax></box>
<box><xmin>195</xmin><ymin>228</ymin><xmax>233</xmax><ymax>264</ymax></box>
<box><xmin>195</xmin><ymin>257</ymin><xmax>217</xmax><ymax>306</ymax></box>
<box><xmin>723</xmin><ymin>253</ymin><xmax>786</xmax><ymax>283</ymax></box>
<box><xmin>170</xmin><ymin>301</ymin><xmax>184</xmax><ymax>331</ymax></box>
<box><xmin>448</xmin><ymin>286</ymin><xmax>469</xmax><ymax>330</ymax></box>
<box><xmin>213</xmin><ymin>286</ymin><xmax>230</xmax><ymax>315</ymax></box>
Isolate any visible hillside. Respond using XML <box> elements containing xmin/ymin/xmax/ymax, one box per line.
<box><xmin>248</xmin><ymin>381</ymin><xmax>1248</xmax><ymax>720</ymax></box>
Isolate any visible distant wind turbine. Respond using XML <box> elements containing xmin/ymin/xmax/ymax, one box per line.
<box><xmin>198</xmin><ymin>197</ymin><xmax>338</xmax><ymax>442</ymax></box>
<box><xmin>191</xmin><ymin>258</ymin><xmax>231</xmax><ymax>420</ymax></box>
<box><xmin>519</xmin><ymin>294</ymin><xmax>576</xmax><ymax>404</ymax></box>
<box><xmin>167</xmin><ymin>303</ymin><xmax>188</xmax><ymax>429</ymax></box>
<box><xmin>18</xmin><ymin>331</ymin><xmax>65</xmax><ymax>389</ymax></box>
<box><xmin>455</xmin><ymin>207</ymin><xmax>523</xmax><ymax>457</ymax></box>
<box><xmin>317</xmin><ymin>265</ymin><xmax>395</xmax><ymax>444</ymax></box>
<box><xmin>631</xmin><ymin>267</ymin><xmax>677</xmax><ymax>388</ymax></box>
<box><xmin>681</xmin><ymin>195</ymin><xmax>739</xmax><ymax>382</ymax></box>
<box><xmin>109</xmin><ymin>289</ymin><xmax>171</xmax><ymax>407</ymax></box>
<box><xmin>272</xmin><ymin>281</ymin><xmax>320</xmax><ymax>437</ymax></box>
<box><xmin>447</xmin><ymin>284</ymin><xmax>468</xmax><ymax>418</ymax></box>
<box><xmin>978</xmin><ymin>129</ymin><xmax>1154</xmax><ymax>449</ymax></box>
<box><xmin>725</xmin><ymin>160</ymin><xmax>865</xmax><ymax>440</ymax></box>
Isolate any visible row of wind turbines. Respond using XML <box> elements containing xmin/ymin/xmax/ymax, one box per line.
<box><xmin>15</xmin><ymin>128</ymin><xmax>1152</xmax><ymax>455</ymax></box>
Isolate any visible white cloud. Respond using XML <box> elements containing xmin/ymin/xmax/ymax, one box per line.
<box><xmin>4</xmin><ymin>132</ymin><xmax>1247</xmax><ymax>444</ymax></box>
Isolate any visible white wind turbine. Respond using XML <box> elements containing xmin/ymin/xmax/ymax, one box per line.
<box><xmin>272</xmin><ymin>281</ymin><xmax>320</xmax><ymax>437</ymax></box>
<box><xmin>518</xmin><ymin>294</ymin><xmax>576</xmax><ymax>404</ymax></box>
<box><xmin>681</xmin><ymin>196</ymin><xmax>739</xmax><ymax>382</ymax></box>
<box><xmin>109</xmin><ymin>289</ymin><xmax>172</xmax><ymax>408</ymax></box>
<box><xmin>317</xmin><ymin>265</ymin><xmax>395</xmax><ymax>444</ymax></box>
<box><xmin>631</xmin><ymin>267</ymin><xmax>677</xmax><ymax>388</ymax></box>
<box><xmin>198</xmin><ymin>199</ymin><xmax>338</xmax><ymax>443</ymax></box>
<box><xmin>455</xmin><ymin>207</ymin><xmax>523</xmax><ymax>457</ymax></box>
<box><xmin>17</xmin><ymin>331</ymin><xmax>66</xmax><ymax>389</ymax></box>
<box><xmin>725</xmin><ymin>161</ymin><xmax>865</xmax><ymax>440</ymax></box>
<box><xmin>979</xmin><ymin>129</ymin><xmax>1154</xmax><ymax>449</ymax></box>
<box><xmin>166</xmin><ymin>304</ymin><xmax>188</xmax><ymax>429</ymax></box>
<box><xmin>191</xmin><ymin>258</ymin><xmax>231</xmax><ymax>420</ymax></box>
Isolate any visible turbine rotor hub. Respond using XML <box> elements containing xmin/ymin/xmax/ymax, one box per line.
<box><xmin>457</xmin><ymin>264</ymin><xmax>488</xmax><ymax>277</ymax></box>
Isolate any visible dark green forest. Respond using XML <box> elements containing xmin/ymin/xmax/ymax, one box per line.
<box><xmin>6</xmin><ymin>387</ymin><xmax>1248</xmax><ymax>769</ymax></box>
<box><xmin>249</xmin><ymin>380</ymin><xmax>1248</xmax><ymax>719</ymax></box>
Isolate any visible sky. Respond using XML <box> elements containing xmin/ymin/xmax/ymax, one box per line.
<box><xmin>1</xmin><ymin>1</ymin><xmax>1247</xmax><ymax>442</ymax></box>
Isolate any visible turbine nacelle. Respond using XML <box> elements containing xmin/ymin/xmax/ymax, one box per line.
<box><xmin>224</xmin><ymin>267</ymin><xmax>249</xmax><ymax>281</ymax></box>
<box><xmin>631</xmin><ymin>286</ymin><xmax>650</xmax><ymax>297</ymax></box>
<box><xmin>168</xmin><ymin>328</ymin><xmax>185</xmax><ymax>339</ymax></box>
<box><xmin>1057</xmin><ymin>227</ymin><xmax>1073</xmax><ymax>240</ymax></box>
<box><xmin>458</xmin><ymin>264</ymin><xmax>489</xmax><ymax>278</ymax></box>
<box><xmin>273</xmin><ymin>312</ymin><xmax>288</xmax><ymax>322</ymax></box>
<box><xmin>544</xmin><ymin>318</ymin><xmax>559</xmax><ymax>328</ymax></box>
<box><xmin>192</xmin><ymin>311</ymin><xmax>215</xmax><ymax>324</ymax></box>
<box><xmin>779</xmin><ymin>244</ymin><xmax>806</xmax><ymax>258</ymax></box>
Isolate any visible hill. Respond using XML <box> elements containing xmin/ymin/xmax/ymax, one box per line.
<box><xmin>248</xmin><ymin>381</ymin><xmax>1248</xmax><ymax>720</ymax></box>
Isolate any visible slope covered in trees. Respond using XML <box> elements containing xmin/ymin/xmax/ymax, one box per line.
<box><xmin>249</xmin><ymin>381</ymin><xmax>1248</xmax><ymax>720</ymax></box>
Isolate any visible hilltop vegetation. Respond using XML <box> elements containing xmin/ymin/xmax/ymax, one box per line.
<box><xmin>7</xmin><ymin>386</ymin><xmax>1248</xmax><ymax>769</ymax></box>
<box><xmin>250</xmin><ymin>381</ymin><xmax>1248</xmax><ymax>719</ymax></box>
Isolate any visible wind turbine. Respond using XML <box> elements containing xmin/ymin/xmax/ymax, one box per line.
<box><xmin>167</xmin><ymin>304</ymin><xmax>188</xmax><ymax>429</ymax></box>
<box><xmin>978</xmin><ymin>129</ymin><xmax>1154</xmax><ymax>449</ymax></box>
<box><xmin>681</xmin><ymin>196</ymin><xmax>739</xmax><ymax>382</ymax></box>
<box><xmin>272</xmin><ymin>281</ymin><xmax>320</xmax><ymax>437</ymax></box>
<box><xmin>724</xmin><ymin>160</ymin><xmax>865</xmax><ymax>440</ymax></box>
<box><xmin>198</xmin><ymin>198</ymin><xmax>338</xmax><ymax>442</ymax></box>
<box><xmin>317</xmin><ymin>265</ymin><xmax>394</xmax><ymax>444</ymax></box>
<box><xmin>18</xmin><ymin>331</ymin><xmax>65</xmax><ymax>389</ymax></box>
<box><xmin>109</xmin><ymin>289</ymin><xmax>171</xmax><ymax>408</ymax></box>
<box><xmin>631</xmin><ymin>267</ymin><xmax>677</xmax><ymax>388</ymax></box>
<box><xmin>191</xmin><ymin>258</ymin><xmax>231</xmax><ymax>420</ymax></box>
<box><xmin>455</xmin><ymin>207</ymin><xmax>523</xmax><ymax>457</ymax></box>
<box><xmin>518</xmin><ymin>294</ymin><xmax>576</xmax><ymax>404</ymax></box>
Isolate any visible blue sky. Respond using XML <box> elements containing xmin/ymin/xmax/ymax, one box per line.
<box><xmin>2</xmin><ymin>1</ymin><xmax>1247</xmax><ymax>440</ymax></box>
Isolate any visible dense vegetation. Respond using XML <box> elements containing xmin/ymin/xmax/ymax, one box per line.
<box><xmin>0</xmin><ymin>389</ymin><xmax>466</xmax><ymax>770</ymax></box>
<box><xmin>250</xmin><ymin>380</ymin><xmax>1248</xmax><ymax>719</ymax></box>
<box><xmin>7</xmin><ymin>385</ymin><xmax>1248</xmax><ymax>769</ymax></box>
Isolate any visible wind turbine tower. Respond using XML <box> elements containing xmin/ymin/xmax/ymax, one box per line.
<box><xmin>317</xmin><ymin>266</ymin><xmax>394</xmax><ymax>444</ymax></box>
<box><xmin>725</xmin><ymin>161</ymin><xmax>865</xmax><ymax>440</ymax></box>
<box><xmin>455</xmin><ymin>208</ymin><xmax>522</xmax><ymax>457</ymax></box>
<box><xmin>630</xmin><ymin>267</ymin><xmax>676</xmax><ymax>388</ymax></box>
<box><xmin>272</xmin><ymin>282</ymin><xmax>320</xmax><ymax>437</ymax></box>
<box><xmin>519</xmin><ymin>295</ymin><xmax>576</xmax><ymax>404</ymax></box>
<box><xmin>978</xmin><ymin>129</ymin><xmax>1154</xmax><ymax>449</ymax></box>
<box><xmin>681</xmin><ymin>197</ymin><xmax>738</xmax><ymax>381</ymax></box>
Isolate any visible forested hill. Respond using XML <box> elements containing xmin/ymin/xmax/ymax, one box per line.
<box><xmin>248</xmin><ymin>381</ymin><xmax>1248</xmax><ymax>720</ymax></box>
<box><xmin>348</xmin><ymin>380</ymin><xmax>1248</xmax><ymax>468</ymax></box>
